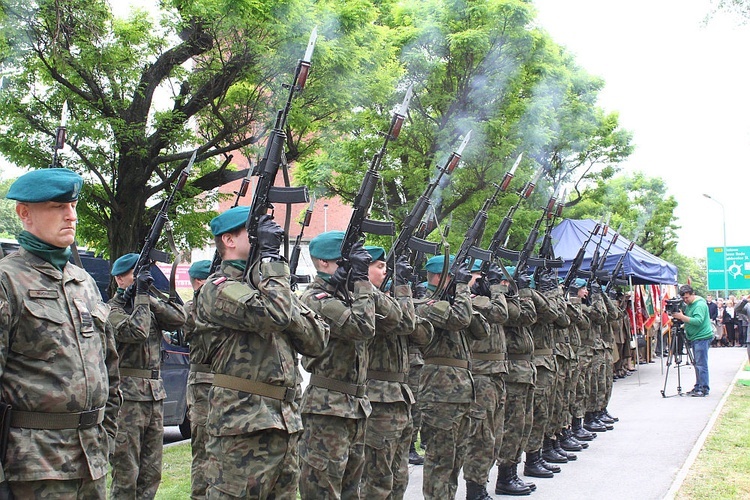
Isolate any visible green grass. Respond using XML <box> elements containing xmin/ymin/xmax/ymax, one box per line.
<box><xmin>677</xmin><ymin>383</ymin><xmax>750</xmax><ymax>499</ymax></box>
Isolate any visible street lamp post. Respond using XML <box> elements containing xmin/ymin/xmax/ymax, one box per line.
<box><xmin>703</xmin><ymin>193</ymin><xmax>728</xmax><ymax>299</ymax></box>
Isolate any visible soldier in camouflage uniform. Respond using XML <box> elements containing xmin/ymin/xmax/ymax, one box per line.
<box><xmin>193</xmin><ymin>207</ymin><xmax>328</xmax><ymax>498</ymax></box>
<box><xmin>0</xmin><ymin>168</ymin><xmax>120</xmax><ymax>498</ymax></box>
<box><xmin>522</xmin><ymin>270</ymin><xmax>569</xmax><ymax>478</ymax></box>
<box><xmin>109</xmin><ymin>252</ymin><xmax>187</xmax><ymax>499</ymax></box>
<box><xmin>583</xmin><ymin>282</ymin><xmax>610</xmax><ymax>434</ymax></box>
<box><xmin>463</xmin><ymin>262</ymin><xmax>510</xmax><ymax>500</ymax></box>
<box><xmin>299</xmin><ymin>231</ymin><xmax>385</xmax><ymax>499</ymax></box>
<box><xmin>183</xmin><ymin>260</ymin><xmax>212</xmax><ymax>499</ymax></box>
<box><xmin>495</xmin><ymin>267</ymin><xmax>537</xmax><ymax>496</ymax></box>
<box><xmin>414</xmin><ymin>255</ymin><xmax>490</xmax><ymax>500</ymax></box>
<box><xmin>361</xmin><ymin>246</ymin><xmax>432</xmax><ymax>499</ymax></box>
<box><xmin>567</xmin><ymin>281</ymin><xmax>599</xmax><ymax>441</ymax></box>
<box><xmin>598</xmin><ymin>290</ymin><xmax>621</xmax><ymax>424</ymax></box>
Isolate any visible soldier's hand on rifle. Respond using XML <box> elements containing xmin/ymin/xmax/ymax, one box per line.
<box><xmin>257</xmin><ymin>214</ymin><xmax>284</xmax><ymax>261</ymax></box>
<box><xmin>349</xmin><ymin>241</ymin><xmax>372</xmax><ymax>283</ymax></box>
<box><xmin>413</xmin><ymin>282</ymin><xmax>427</xmax><ymax>299</ymax></box>
<box><xmin>516</xmin><ymin>269</ymin><xmax>531</xmax><ymax>290</ymax></box>
<box><xmin>589</xmin><ymin>281</ymin><xmax>602</xmax><ymax>295</ymax></box>
<box><xmin>454</xmin><ymin>261</ymin><xmax>472</xmax><ymax>285</ymax></box>
<box><xmin>136</xmin><ymin>269</ymin><xmax>154</xmax><ymax>295</ymax></box>
<box><xmin>471</xmin><ymin>278</ymin><xmax>491</xmax><ymax>297</ymax></box>
<box><xmin>537</xmin><ymin>269</ymin><xmax>557</xmax><ymax>293</ymax></box>
<box><xmin>486</xmin><ymin>263</ymin><xmax>504</xmax><ymax>285</ymax></box>
<box><xmin>394</xmin><ymin>255</ymin><xmax>413</xmax><ymax>286</ymax></box>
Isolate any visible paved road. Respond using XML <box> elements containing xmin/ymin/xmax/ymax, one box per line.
<box><xmin>403</xmin><ymin>346</ymin><xmax>748</xmax><ymax>499</ymax></box>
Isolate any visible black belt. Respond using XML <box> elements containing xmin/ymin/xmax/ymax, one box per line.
<box><xmin>309</xmin><ymin>374</ymin><xmax>366</xmax><ymax>398</ymax></box>
<box><xmin>10</xmin><ymin>407</ymin><xmax>105</xmax><ymax>430</ymax></box>
<box><xmin>190</xmin><ymin>363</ymin><xmax>212</xmax><ymax>373</ymax></box>
<box><xmin>507</xmin><ymin>353</ymin><xmax>532</xmax><ymax>361</ymax></box>
<box><xmin>213</xmin><ymin>374</ymin><xmax>295</xmax><ymax>403</ymax></box>
<box><xmin>120</xmin><ymin>367</ymin><xmax>160</xmax><ymax>379</ymax></box>
<box><xmin>367</xmin><ymin>370</ymin><xmax>408</xmax><ymax>383</ymax></box>
<box><xmin>424</xmin><ymin>357</ymin><xmax>470</xmax><ymax>369</ymax></box>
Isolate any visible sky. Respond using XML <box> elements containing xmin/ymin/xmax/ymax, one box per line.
<box><xmin>533</xmin><ymin>0</ymin><xmax>750</xmax><ymax>258</ymax></box>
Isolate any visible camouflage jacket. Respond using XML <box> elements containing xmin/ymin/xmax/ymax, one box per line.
<box><xmin>194</xmin><ymin>261</ymin><xmax>327</xmax><ymax>436</ymax></box>
<box><xmin>565</xmin><ymin>297</ymin><xmax>586</xmax><ymax>349</ymax></box>
<box><xmin>415</xmin><ymin>283</ymin><xmax>489</xmax><ymax>403</ymax></box>
<box><xmin>0</xmin><ymin>248</ymin><xmax>120</xmax><ymax>482</ymax></box>
<box><xmin>184</xmin><ymin>297</ymin><xmax>213</xmax><ymax>386</ymax></box>
<box><xmin>366</xmin><ymin>284</ymin><xmax>432</xmax><ymax>404</ymax></box>
<box><xmin>587</xmin><ymin>292</ymin><xmax>608</xmax><ymax>351</ymax></box>
<box><xmin>528</xmin><ymin>288</ymin><xmax>560</xmax><ymax>372</ymax></box>
<box><xmin>578</xmin><ymin>301</ymin><xmax>596</xmax><ymax>357</ymax></box>
<box><xmin>301</xmin><ymin>276</ymin><xmax>378</xmax><ymax>419</ymax></box>
<box><xmin>470</xmin><ymin>283</ymin><xmax>510</xmax><ymax>375</ymax></box>
<box><xmin>602</xmin><ymin>294</ymin><xmax>621</xmax><ymax>347</ymax></box>
<box><xmin>547</xmin><ymin>288</ymin><xmax>573</xmax><ymax>360</ymax></box>
<box><xmin>109</xmin><ymin>289</ymin><xmax>186</xmax><ymax>402</ymax></box>
<box><xmin>504</xmin><ymin>288</ymin><xmax>537</xmax><ymax>384</ymax></box>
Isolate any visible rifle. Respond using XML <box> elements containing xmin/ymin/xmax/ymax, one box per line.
<box><xmin>512</xmin><ymin>187</ymin><xmax>562</xmax><ymax>279</ymax></box>
<box><xmin>125</xmin><ymin>149</ymin><xmax>196</xmax><ymax>304</ymax></box>
<box><xmin>289</xmin><ymin>195</ymin><xmax>315</xmax><ymax>289</ymax></box>
<box><xmin>561</xmin><ymin>221</ymin><xmax>601</xmax><ymax>292</ymax></box>
<box><xmin>593</xmin><ymin>222</ymin><xmax>622</xmax><ymax>279</ymax></box>
<box><xmin>605</xmin><ymin>241</ymin><xmax>635</xmax><ymax>291</ymax></box>
<box><xmin>380</xmin><ymin>131</ymin><xmax>470</xmax><ymax>291</ymax></box>
<box><xmin>585</xmin><ymin>217</ymin><xmax>610</xmax><ymax>286</ymax></box>
<box><xmin>438</xmin><ymin>182</ymin><xmax>504</xmax><ymax>301</ymax></box>
<box><xmin>243</xmin><ymin>28</ymin><xmax>317</xmax><ymax>280</ymax></box>
<box><xmin>338</xmin><ymin>85</ymin><xmax>413</xmax><ymax>276</ymax></box>
<box><xmin>532</xmin><ymin>188</ymin><xmax>566</xmax><ymax>283</ymax></box>
<box><xmin>50</xmin><ymin>101</ymin><xmax>83</xmax><ymax>267</ymax></box>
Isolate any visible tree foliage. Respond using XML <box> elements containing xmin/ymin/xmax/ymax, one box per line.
<box><xmin>0</xmin><ymin>177</ymin><xmax>23</xmax><ymax>239</ymax></box>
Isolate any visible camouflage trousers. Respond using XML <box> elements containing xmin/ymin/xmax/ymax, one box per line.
<box><xmin>187</xmin><ymin>381</ymin><xmax>211</xmax><ymax>499</ymax></box>
<box><xmin>407</xmin><ymin>362</ymin><xmax>422</xmax><ymax>444</ymax></box>
<box><xmin>549</xmin><ymin>355</ymin><xmax>572</xmax><ymax>434</ymax></box>
<box><xmin>362</xmin><ymin>401</ymin><xmax>412</xmax><ymax>499</ymax></box>
<box><xmin>463</xmin><ymin>373</ymin><xmax>506</xmax><ymax>485</ymax></box>
<box><xmin>299</xmin><ymin>413</ymin><xmax>366</xmax><ymax>500</ymax></box>
<box><xmin>587</xmin><ymin>350</ymin><xmax>605</xmax><ymax>412</ymax></box>
<box><xmin>602</xmin><ymin>348</ymin><xmax>614</xmax><ymax>408</ymax></box>
<box><xmin>572</xmin><ymin>353</ymin><xmax>591</xmax><ymax>419</ymax></box>
<box><xmin>497</xmin><ymin>380</ymin><xmax>533</xmax><ymax>466</ymax></box>
<box><xmin>419</xmin><ymin>401</ymin><xmax>471</xmax><ymax>500</ymax></box>
<box><xmin>526</xmin><ymin>365</ymin><xmax>555</xmax><ymax>451</ymax></box>
<box><xmin>9</xmin><ymin>476</ymin><xmax>106</xmax><ymax>499</ymax></box>
<box><xmin>110</xmin><ymin>399</ymin><xmax>164</xmax><ymax>500</ymax></box>
<box><xmin>205</xmin><ymin>428</ymin><xmax>300</xmax><ymax>499</ymax></box>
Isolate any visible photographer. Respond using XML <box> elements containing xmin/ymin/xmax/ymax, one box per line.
<box><xmin>670</xmin><ymin>285</ymin><xmax>714</xmax><ymax>397</ymax></box>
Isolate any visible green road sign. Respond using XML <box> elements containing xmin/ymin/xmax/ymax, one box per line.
<box><xmin>706</xmin><ymin>246</ymin><xmax>750</xmax><ymax>291</ymax></box>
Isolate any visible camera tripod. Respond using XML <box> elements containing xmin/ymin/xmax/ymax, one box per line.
<box><xmin>660</xmin><ymin>321</ymin><xmax>695</xmax><ymax>398</ymax></box>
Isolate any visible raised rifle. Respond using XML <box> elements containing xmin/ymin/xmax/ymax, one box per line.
<box><xmin>605</xmin><ymin>240</ymin><xmax>635</xmax><ymax>290</ymax></box>
<box><xmin>593</xmin><ymin>222</ymin><xmax>621</xmax><ymax>279</ymax></box>
<box><xmin>289</xmin><ymin>195</ymin><xmax>315</xmax><ymax>289</ymax></box>
<box><xmin>438</xmin><ymin>182</ymin><xmax>504</xmax><ymax>301</ymax></box>
<box><xmin>585</xmin><ymin>217</ymin><xmax>610</xmax><ymax>287</ymax></box>
<box><xmin>243</xmin><ymin>28</ymin><xmax>317</xmax><ymax>281</ymax></box>
<box><xmin>380</xmin><ymin>131</ymin><xmax>470</xmax><ymax>291</ymax></box>
<box><xmin>338</xmin><ymin>85</ymin><xmax>413</xmax><ymax>281</ymax></box>
<box><xmin>512</xmin><ymin>187</ymin><xmax>563</xmax><ymax>279</ymax></box>
<box><xmin>532</xmin><ymin>188</ymin><xmax>566</xmax><ymax>282</ymax></box>
<box><xmin>561</xmin><ymin>221</ymin><xmax>601</xmax><ymax>292</ymax></box>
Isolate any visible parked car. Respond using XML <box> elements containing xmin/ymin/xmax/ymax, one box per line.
<box><xmin>0</xmin><ymin>241</ymin><xmax>191</xmax><ymax>438</ymax></box>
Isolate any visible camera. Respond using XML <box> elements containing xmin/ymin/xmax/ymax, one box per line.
<box><xmin>665</xmin><ymin>297</ymin><xmax>684</xmax><ymax>315</ymax></box>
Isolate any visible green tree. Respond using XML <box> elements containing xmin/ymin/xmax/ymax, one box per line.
<box><xmin>0</xmin><ymin>0</ymin><xmax>399</xmax><ymax>259</ymax></box>
<box><xmin>0</xmin><ymin>177</ymin><xmax>23</xmax><ymax>238</ymax></box>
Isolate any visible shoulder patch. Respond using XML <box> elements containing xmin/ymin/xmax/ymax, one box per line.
<box><xmin>314</xmin><ymin>292</ymin><xmax>330</xmax><ymax>300</ymax></box>
<box><xmin>212</xmin><ymin>276</ymin><xmax>228</xmax><ymax>285</ymax></box>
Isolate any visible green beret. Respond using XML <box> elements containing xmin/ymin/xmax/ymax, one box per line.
<box><xmin>6</xmin><ymin>168</ymin><xmax>83</xmax><ymax>203</ymax></box>
<box><xmin>570</xmin><ymin>278</ymin><xmax>588</xmax><ymax>291</ymax></box>
<box><xmin>309</xmin><ymin>230</ymin><xmax>345</xmax><ymax>260</ymax></box>
<box><xmin>188</xmin><ymin>260</ymin><xmax>212</xmax><ymax>280</ymax></box>
<box><xmin>425</xmin><ymin>254</ymin><xmax>455</xmax><ymax>274</ymax></box>
<box><xmin>210</xmin><ymin>206</ymin><xmax>249</xmax><ymax>236</ymax></box>
<box><xmin>504</xmin><ymin>266</ymin><xmax>516</xmax><ymax>278</ymax></box>
<box><xmin>365</xmin><ymin>245</ymin><xmax>386</xmax><ymax>262</ymax></box>
<box><xmin>470</xmin><ymin>260</ymin><xmax>482</xmax><ymax>272</ymax></box>
<box><xmin>111</xmin><ymin>253</ymin><xmax>139</xmax><ymax>276</ymax></box>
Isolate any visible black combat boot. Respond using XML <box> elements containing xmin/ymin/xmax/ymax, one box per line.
<box><xmin>408</xmin><ymin>442</ymin><xmax>424</xmax><ymax>465</ymax></box>
<box><xmin>539</xmin><ymin>454</ymin><xmax>561</xmax><ymax>474</ymax></box>
<box><xmin>541</xmin><ymin>436</ymin><xmax>568</xmax><ymax>464</ymax></box>
<box><xmin>572</xmin><ymin>417</ymin><xmax>596</xmax><ymax>440</ymax></box>
<box><xmin>558</xmin><ymin>430</ymin><xmax>583</xmax><ymax>451</ymax></box>
<box><xmin>553</xmin><ymin>436</ymin><xmax>577</xmax><ymax>461</ymax></box>
<box><xmin>523</xmin><ymin>450</ymin><xmax>554</xmax><ymax>478</ymax></box>
<box><xmin>466</xmin><ymin>479</ymin><xmax>493</xmax><ymax>500</ymax></box>
<box><xmin>597</xmin><ymin>410</ymin><xmax>615</xmax><ymax>425</ymax></box>
<box><xmin>495</xmin><ymin>464</ymin><xmax>532</xmax><ymax>496</ymax></box>
<box><xmin>603</xmin><ymin>408</ymin><xmax>619</xmax><ymax>422</ymax></box>
<box><xmin>583</xmin><ymin>412</ymin><xmax>607</xmax><ymax>433</ymax></box>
